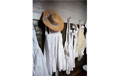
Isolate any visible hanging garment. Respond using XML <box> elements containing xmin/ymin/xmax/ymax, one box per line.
<box><xmin>76</xmin><ymin>24</ymin><xmax>86</xmax><ymax>61</ymax></box>
<box><xmin>64</xmin><ymin>19</ymin><xmax>75</xmax><ymax>75</ymax></box>
<box><xmin>81</xmin><ymin>24</ymin><xmax>87</xmax><ymax>55</ymax></box>
<box><xmin>33</xmin><ymin>27</ymin><xmax>49</xmax><ymax>76</ymax></box>
<box><xmin>73</xmin><ymin>25</ymin><xmax>78</xmax><ymax>58</ymax></box>
<box><xmin>73</xmin><ymin>25</ymin><xmax>86</xmax><ymax>59</ymax></box>
<box><xmin>44</xmin><ymin>27</ymin><xmax>66</xmax><ymax>76</ymax></box>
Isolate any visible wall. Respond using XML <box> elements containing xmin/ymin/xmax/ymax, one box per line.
<box><xmin>33</xmin><ymin>1</ymin><xmax>87</xmax><ymax>24</ymax></box>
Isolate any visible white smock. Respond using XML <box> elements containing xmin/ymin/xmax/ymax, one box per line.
<box><xmin>44</xmin><ymin>27</ymin><xmax>66</xmax><ymax>76</ymax></box>
<box><xmin>33</xmin><ymin>27</ymin><xmax>49</xmax><ymax>76</ymax></box>
<box><xmin>64</xmin><ymin>20</ymin><xmax>75</xmax><ymax>75</ymax></box>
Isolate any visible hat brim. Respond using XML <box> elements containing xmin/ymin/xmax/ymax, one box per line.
<box><xmin>42</xmin><ymin>9</ymin><xmax>64</xmax><ymax>31</ymax></box>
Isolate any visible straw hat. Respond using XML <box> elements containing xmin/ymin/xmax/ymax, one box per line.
<box><xmin>42</xmin><ymin>9</ymin><xmax>64</xmax><ymax>31</ymax></box>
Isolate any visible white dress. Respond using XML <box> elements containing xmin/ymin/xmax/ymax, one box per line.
<box><xmin>44</xmin><ymin>27</ymin><xmax>66</xmax><ymax>76</ymax></box>
<box><xmin>33</xmin><ymin>27</ymin><xmax>49</xmax><ymax>76</ymax></box>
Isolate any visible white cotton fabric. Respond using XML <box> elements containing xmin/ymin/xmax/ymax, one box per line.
<box><xmin>44</xmin><ymin>28</ymin><xmax>66</xmax><ymax>76</ymax></box>
<box><xmin>64</xmin><ymin>22</ymin><xmax>86</xmax><ymax>74</ymax></box>
<box><xmin>73</xmin><ymin>26</ymin><xmax>78</xmax><ymax>58</ymax></box>
<box><xmin>33</xmin><ymin>27</ymin><xmax>49</xmax><ymax>76</ymax></box>
<box><xmin>73</xmin><ymin>25</ymin><xmax>85</xmax><ymax>59</ymax></box>
<box><xmin>64</xmin><ymin>20</ymin><xmax>75</xmax><ymax>75</ymax></box>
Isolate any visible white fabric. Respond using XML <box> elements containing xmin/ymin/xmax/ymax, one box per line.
<box><xmin>73</xmin><ymin>26</ymin><xmax>86</xmax><ymax>58</ymax></box>
<box><xmin>73</xmin><ymin>25</ymin><xmax>78</xmax><ymax>58</ymax></box>
<box><xmin>73</xmin><ymin>25</ymin><xmax>85</xmax><ymax>58</ymax></box>
<box><xmin>44</xmin><ymin>28</ymin><xmax>66</xmax><ymax>76</ymax></box>
<box><xmin>64</xmin><ymin>19</ymin><xmax>75</xmax><ymax>74</ymax></box>
<box><xmin>33</xmin><ymin>27</ymin><xmax>49</xmax><ymax>76</ymax></box>
<box><xmin>80</xmin><ymin>25</ymin><xmax>86</xmax><ymax>56</ymax></box>
<box><xmin>55</xmin><ymin>70</ymin><xmax>59</xmax><ymax>76</ymax></box>
<box><xmin>81</xmin><ymin>25</ymin><xmax>85</xmax><ymax>33</ymax></box>
<box><xmin>64</xmin><ymin>22</ymin><xmax>86</xmax><ymax>74</ymax></box>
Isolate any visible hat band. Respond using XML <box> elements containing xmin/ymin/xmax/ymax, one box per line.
<box><xmin>45</xmin><ymin>17</ymin><xmax>58</xmax><ymax>26</ymax></box>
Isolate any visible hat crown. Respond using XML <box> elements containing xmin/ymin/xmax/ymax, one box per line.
<box><xmin>49</xmin><ymin>13</ymin><xmax>59</xmax><ymax>25</ymax></box>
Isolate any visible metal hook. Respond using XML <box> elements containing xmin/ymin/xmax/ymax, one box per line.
<box><xmin>67</xmin><ymin>16</ymin><xmax>71</xmax><ymax>20</ymax></box>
